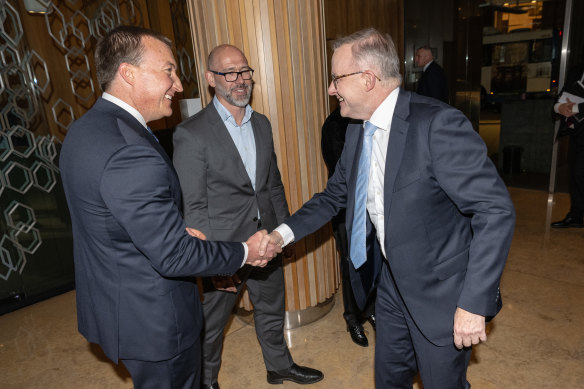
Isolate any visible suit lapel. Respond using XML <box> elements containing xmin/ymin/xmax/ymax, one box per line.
<box><xmin>250</xmin><ymin>113</ymin><xmax>265</xmax><ymax>190</ymax></box>
<box><xmin>383</xmin><ymin>90</ymin><xmax>410</xmax><ymax>246</ymax></box>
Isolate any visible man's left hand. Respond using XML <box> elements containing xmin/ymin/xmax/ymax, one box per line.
<box><xmin>453</xmin><ymin>307</ymin><xmax>486</xmax><ymax>349</ymax></box>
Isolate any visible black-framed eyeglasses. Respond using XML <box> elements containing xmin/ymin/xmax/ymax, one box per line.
<box><xmin>331</xmin><ymin>70</ymin><xmax>381</xmax><ymax>88</ymax></box>
<box><xmin>209</xmin><ymin>68</ymin><xmax>254</xmax><ymax>82</ymax></box>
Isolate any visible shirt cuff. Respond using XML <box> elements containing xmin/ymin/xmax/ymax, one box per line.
<box><xmin>554</xmin><ymin>102</ymin><xmax>561</xmax><ymax>113</ymax></box>
<box><xmin>573</xmin><ymin>104</ymin><xmax>580</xmax><ymax>114</ymax></box>
<box><xmin>274</xmin><ymin>224</ymin><xmax>295</xmax><ymax>246</ymax></box>
<box><xmin>241</xmin><ymin>242</ymin><xmax>248</xmax><ymax>267</ymax></box>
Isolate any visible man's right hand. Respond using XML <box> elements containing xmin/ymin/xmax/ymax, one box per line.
<box><xmin>258</xmin><ymin>231</ymin><xmax>284</xmax><ymax>257</ymax></box>
<box><xmin>245</xmin><ymin>229</ymin><xmax>282</xmax><ymax>266</ymax></box>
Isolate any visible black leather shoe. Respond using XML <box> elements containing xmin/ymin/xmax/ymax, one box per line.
<box><xmin>202</xmin><ymin>383</ymin><xmax>220</xmax><ymax>389</ymax></box>
<box><xmin>551</xmin><ymin>215</ymin><xmax>584</xmax><ymax>228</ymax></box>
<box><xmin>347</xmin><ymin>323</ymin><xmax>368</xmax><ymax>347</ymax></box>
<box><xmin>366</xmin><ymin>314</ymin><xmax>376</xmax><ymax>330</ymax></box>
<box><xmin>267</xmin><ymin>363</ymin><xmax>323</xmax><ymax>385</ymax></box>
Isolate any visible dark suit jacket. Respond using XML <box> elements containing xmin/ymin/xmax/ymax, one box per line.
<box><xmin>417</xmin><ymin>61</ymin><xmax>449</xmax><ymax>103</ymax></box>
<box><xmin>285</xmin><ymin>89</ymin><xmax>515</xmax><ymax>346</ymax></box>
<box><xmin>556</xmin><ymin>64</ymin><xmax>584</xmax><ymax>141</ymax></box>
<box><xmin>321</xmin><ymin>106</ymin><xmax>352</xmax><ymax>225</ymax></box>
<box><xmin>59</xmin><ymin>98</ymin><xmax>244</xmax><ymax>363</ymax></box>
<box><xmin>173</xmin><ymin>102</ymin><xmax>289</xmax><ymax>243</ymax></box>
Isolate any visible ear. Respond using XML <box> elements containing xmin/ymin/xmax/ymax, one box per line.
<box><xmin>205</xmin><ymin>71</ymin><xmax>216</xmax><ymax>87</ymax></box>
<box><xmin>363</xmin><ymin>72</ymin><xmax>376</xmax><ymax>92</ymax></box>
<box><xmin>119</xmin><ymin>62</ymin><xmax>135</xmax><ymax>85</ymax></box>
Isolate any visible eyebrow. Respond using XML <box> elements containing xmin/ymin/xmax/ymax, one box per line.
<box><xmin>220</xmin><ymin>66</ymin><xmax>251</xmax><ymax>72</ymax></box>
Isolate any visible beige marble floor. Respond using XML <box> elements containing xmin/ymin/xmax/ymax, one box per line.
<box><xmin>1</xmin><ymin>187</ymin><xmax>583</xmax><ymax>388</ymax></box>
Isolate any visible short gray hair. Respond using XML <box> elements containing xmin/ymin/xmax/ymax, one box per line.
<box><xmin>332</xmin><ymin>28</ymin><xmax>401</xmax><ymax>85</ymax></box>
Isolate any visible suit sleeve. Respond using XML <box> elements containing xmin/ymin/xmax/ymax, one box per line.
<box><xmin>101</xmin><ymin>144</ymin><xmax>242</xmax><ymax>277</ymax></box>
<box><xmin>173</xmin><ymin>124</ymin><xmax>211</xmax><ymax>235</ymax></box>
<box><xmin>429</xmin><ymin>108</ymin><xmax>515</xmax><ymax>316</ymax></box>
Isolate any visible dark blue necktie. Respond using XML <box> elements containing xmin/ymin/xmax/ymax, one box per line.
<box><xmin>349</xmin><ymin>121</ymin><xmax>377</xmax><ymax>269</ymax></box>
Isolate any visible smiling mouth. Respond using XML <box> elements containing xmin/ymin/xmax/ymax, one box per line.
<box><xmin>164</xmin><ymin>94</ymin><xmax>173</xmax><ymax>101</ymax></box>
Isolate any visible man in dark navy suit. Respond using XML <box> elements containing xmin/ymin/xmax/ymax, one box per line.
<box><xmin>59</xmin><ymin>26</ymin><xmax>279</xmax><ymax>389</ymax></box>
<box><xmin>261</xmin><ymin>28</ymin><xmax>515</xmax><ymax>388</ymax></box>
<box><xmin>415</xmin><ymin>45</ymin><xmax>449</xmax><ymax>103</ymax></box>
<box><xmin>551</xmin><ymin>64</ymin><xmax>584</xmax><ymax>228</ymax></box>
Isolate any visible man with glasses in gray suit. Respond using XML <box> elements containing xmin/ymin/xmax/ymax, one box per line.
<box><xmin>173</xmin><ymin>44</ymin><xmax>323</xmax><ymax>389</ymax></box>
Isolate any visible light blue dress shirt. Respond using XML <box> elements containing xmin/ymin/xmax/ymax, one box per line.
<box><xmin>213</xmin><ymin>97</ymin><xmax>257</xmax><ymax>190</ymax></box>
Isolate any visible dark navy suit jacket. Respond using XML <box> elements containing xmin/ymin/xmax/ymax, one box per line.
<box><xmin>286</xmin><ymin>89</ymin><xmax>515</xmax><ymax>346</ymax></box>
<box><xmin>59</xmin><ymin>98</ymin><xmax>244</xmax><ymax>362</ymax></box>
<box><xmin>417</xmin><ymin>61</ymin><xmax>449</xmax><ymax>103</ymax></box>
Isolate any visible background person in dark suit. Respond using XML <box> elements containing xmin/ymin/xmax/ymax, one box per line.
<box><xmin>261</xmin><ymin>28</ymin><xmax>515</xmax><ymax>388</ymax></box>
<box><xmin>415</xmin><ymin>45</ymin><xmax>449</xmax><ymax>103</ymax></box>
<box><xmin>59</xmin><ymin>26</ymin><xmax>277</xmax><ymax>389</ymax></box>
<box><xmin>321</xmin><ymin>106</ymin><xmax>376</xmax><ymax>347</ymax></box>
<box><xmin>173</xmin><ymin>44</ymin><xmax>323</xmax><ymax>389</ymax></box>
<box><xmin>551</xmin><ymin>64</ymin><xmax>584</xmax><ymax>228</ymax></box>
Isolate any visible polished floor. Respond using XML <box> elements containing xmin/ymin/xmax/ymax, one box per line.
<box><xmin>1</xmin><ymin>187</ymin><xmax>583</xmax><ymax>388</ymax></box>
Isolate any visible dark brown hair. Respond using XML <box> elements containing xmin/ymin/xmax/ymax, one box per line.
<box><xmin>95</xmin><ymin>25</ymin><xmax>171</xmax><ymax>91</ymax></box>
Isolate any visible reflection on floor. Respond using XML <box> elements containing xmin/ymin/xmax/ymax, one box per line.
<box><xmin>1</xmin><ymin>188</ymin><xmax>583</xmax><ymax>388</ymax></box>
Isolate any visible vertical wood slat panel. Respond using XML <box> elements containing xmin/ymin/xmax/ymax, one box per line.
<box><xmin>186</xmin><ymin>0</ymin><xmax>339</xmax><ymax>312</ymax></box>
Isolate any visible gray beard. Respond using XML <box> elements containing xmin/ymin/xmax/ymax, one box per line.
<box><xmin>217</xmin><ymin>83</ymin><xmax>251</xmax><ymax>108</ymax></box>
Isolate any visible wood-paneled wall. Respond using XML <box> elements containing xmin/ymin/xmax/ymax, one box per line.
<box><xmin>187</xmin><ymin>0</ymin><xmax>339</xmax><ymax>311</ymax></box>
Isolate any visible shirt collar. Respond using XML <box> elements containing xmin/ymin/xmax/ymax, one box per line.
<box><xmin>423</xmin><ymin>60</ymin><xmax>433</xmax><ymax>72</ymax></box>
<box><xmin>366</xmin><ymin>87</ymin><xmax>400</xmax><ymax>132</ymax></box>
<box><xmin>213</xmin><ymin>96</ymin><xmax>254</xmax><ymax>126</ymax></box>
<box><xmin>102</xmin><ymin>92</ymin><xmax>148</xmax><ymax>129</ymax></box>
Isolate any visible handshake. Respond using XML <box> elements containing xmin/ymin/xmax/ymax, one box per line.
<box><xmin>186</xmin><ymin>227</ymin><xmax>284</xmax><ymax>267</ymax></box>
<box><xmin>245</xmin><ymin>229</ymin><xmax>284</xmax><ymax>267</ymax></box>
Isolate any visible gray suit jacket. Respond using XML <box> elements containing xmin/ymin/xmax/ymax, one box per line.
<box><xmin>285</xmin><ymin>89</ymin><xmax>515</xmax><ymax>346</ymax></box>
<box><xmin>173</xmin><ymin>103</ymin><xmax>289</xmax><ymax>244</ymax></box>
<box><xmin>59</xmin><ymin>98</ymin><xmax>244</xmax><ymax>363</ymax></box>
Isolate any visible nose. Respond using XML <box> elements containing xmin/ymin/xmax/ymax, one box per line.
<box><xmin>173</xmin><ymin>73</ymin><xmax>183</xmax><ymax>93</ymax></box>
<box><xmin>328</xmin><ymin>81</ymin><xmax>336</xmax><ymax>96</ymax></box>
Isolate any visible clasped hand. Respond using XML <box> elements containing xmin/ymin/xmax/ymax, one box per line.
<box><xmin>245</xmin><ymin>230</ymin><xmax>283</xmax><ymax>267</ymax></box>
<box><xmin>559</xmin><ymin>99</ymin><xmax>576</xmax><ymax>118</ymax></box>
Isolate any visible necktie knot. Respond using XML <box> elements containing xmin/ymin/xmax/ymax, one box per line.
<box><xmin>364</xmin><ymin>121</ymin><xmax>377</xmax><ymax>137</ymax></box>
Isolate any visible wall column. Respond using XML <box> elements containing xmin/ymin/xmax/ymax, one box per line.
<box><xmin>186</xmin><ymin>0</ymin><xmax>339</xmax><ymax>326</ymax></box>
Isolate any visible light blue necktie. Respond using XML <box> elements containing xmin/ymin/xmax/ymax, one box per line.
<box><xmin>146</xmin><ymin>126</ymin><xmax>159</xmax><ymax>143</ymax></box>
<box><xmin>349</xmin><ymin>121</ymin><xmax>377</xmax><ymax>269</ymax></box>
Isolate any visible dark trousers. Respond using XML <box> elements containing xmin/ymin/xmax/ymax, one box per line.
<box><xmin>375</xmin><ymin>262</ymin><xmax>471</xmax><ymax>389</ymax></box>
<box><xmin>332</xmin><ymin>220</ymin><xmax>375</xmax><ymax>326</ymax></box>
<box><xmin>201</xmin><ymin>257</ymin><xmax>293</xmax><ymax>385</ymax></box>
<box><xmin>569</xmin><ymin>139</ymin><xmax>584</xmax><ymax>217</ymax></box>
<box><xmin>122</xmin><ymin>340</ymin><xmax>201</xmax><ymax>389</ymax></box>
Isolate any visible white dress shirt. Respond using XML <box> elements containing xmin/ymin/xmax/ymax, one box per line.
<box><xmin>276</xmin><ymin>88</ymin><xmax>400</xmax><ymax>259</ymax></box>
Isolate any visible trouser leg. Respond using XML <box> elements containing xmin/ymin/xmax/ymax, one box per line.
<box><xmin>246</xmin><ymin>257</ymin><xmax>293</xmax><ymax>372</ymax></box>
<box><xmin>201</xmin><ymin>288</ymin><xmax>240</xmax><ymax>385</ymax></box>
<box><xmin>122</xmin><ymin>341</ymin><xmax>201</xmax><ymax>389</ymax></box>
